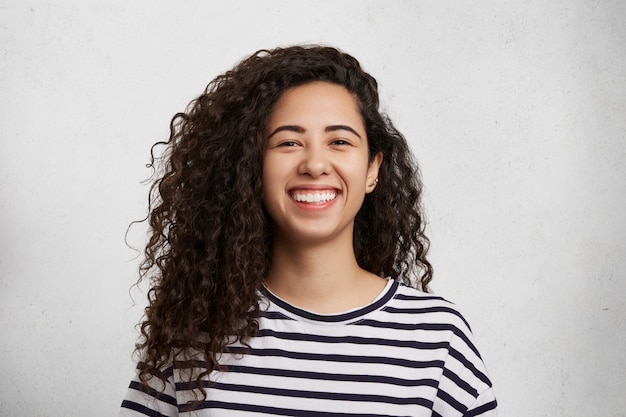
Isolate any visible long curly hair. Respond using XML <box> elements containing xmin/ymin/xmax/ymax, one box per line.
<box><xmin>135</xmin><ymin>45</ymin><xmax>432</xmax><ymax>399</ymax></box>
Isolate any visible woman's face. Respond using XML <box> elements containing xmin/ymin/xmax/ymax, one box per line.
<box><xmin>262</xmin><ymin>81</ymin><xmax>382</xmax><ymax>245</ymax></box>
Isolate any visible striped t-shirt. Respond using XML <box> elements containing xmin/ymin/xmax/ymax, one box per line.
<box><xmin>120</xmin><ymin>280</ymin><xmax>497</xmax><ymax>416</ymax></box>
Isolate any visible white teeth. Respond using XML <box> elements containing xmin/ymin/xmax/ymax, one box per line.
<box><xmin>292</xmin><ymin>191</ymin><xmax>337</xmax><ymax>203</ymax></box>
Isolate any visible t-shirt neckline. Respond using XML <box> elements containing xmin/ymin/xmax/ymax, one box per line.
<box><xmin>262</xmin><ymin>279</ymin><xmax>398</xmax><ymax>325</ymax></box>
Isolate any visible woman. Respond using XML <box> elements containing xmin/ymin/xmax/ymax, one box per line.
<box><xmin>120</xmin><ymin>45</ymin><xmax>497</xmax><ymax>416</ymax></box>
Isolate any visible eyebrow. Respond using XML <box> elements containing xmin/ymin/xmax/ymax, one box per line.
<box><xmin>267</xmin><ymin>124</ymin><xmax>362</xmax><ymax>139</ymax></box>
<box><xmin>267</xmin><ymin>125</ymin><xmax>305</xmax><ymax>139</ymax></box>
<box><xmin>326</xmin><ymin>125</ymin><xmax>362</xmax><ymax>139</ymax></box>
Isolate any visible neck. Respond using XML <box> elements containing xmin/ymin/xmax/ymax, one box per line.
<box><xmin>265</xmin><ymin>233</ymin><xmax>386</xmax><ymax>314</ymax></box>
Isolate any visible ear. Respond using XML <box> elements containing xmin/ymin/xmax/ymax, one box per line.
<box><xmin>365</xmin><ymin>152</ymin><xmax>383</xmax><ymax>194</ymax></box>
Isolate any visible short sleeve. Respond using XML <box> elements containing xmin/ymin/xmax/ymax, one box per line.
<box><xmin>464</xmin><ymin>386</ymin><xmax>498</xmax><ymax>416</ymax></box>
<box><xmin>119</xmin><ymin>363</ymin><xmax>179</xmax><ymax>417</ymax></box>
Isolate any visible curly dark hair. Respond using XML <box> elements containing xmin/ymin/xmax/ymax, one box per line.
<box><xmin>135</xmin><ymin>44</ymin><xmax>432</xmax><ymax>400</ymax></box>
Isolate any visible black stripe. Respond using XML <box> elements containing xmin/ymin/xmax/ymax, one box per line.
<box><xmin>261</xmin><ymin>310</ymin><xmax>295</xmax><ymax>320</ymax></box>
<box><xmin>127</xmin><ymin>381</ymin><xmax>177</xmax><ymax>406</ymax></box>
<box><xmin>464</xmin><ymin>399</ymin><xmax>498</xmax><ymax>417</ymax></box>
<box><xmin>442</xmin><ymin>367</ymin><xmax>479</xmax><ymax>397</ymax></box>
<box><xmin>448</xmin><ymin>347</ymin><xmax>491</xmax><ymax>387</ymax></box>
<box><xmin>393</xmin><ymin>291</ymin><xmax>447</xmax><ymax>302</ymax></box>
<box><xmin>382</xmin><ymin>305</ymin><xmax>472</xmax><ymax>332</ymax></box>
<box><xmin>208</xmin><ymin>381</ymin><xmax>434</xmax><ymax>405</ymax></box>
<box><xmin>257</xmin><ymin>328</ymin><xmax>450</xmax><ymax>350</ymax></box>
<box><xmin>172</xmin><ymin>349</ymin><xmax>445</xmax><ymax>389</ymax></box>
<box><xmin>175</xmin><ymin>364</ymin><xmax>439</xmax><ymax>389</ymax></box>
<box><xmin>136</xmin><ymin>362</ymin><xmax>174</xmax><ymax>379</ymax></box>
<box><xmin>188</xmin><ymin>399</ymin><xmax>428</xmax><ymax>417</ymax></box>
<box><xmin>356</xmin><ymin>320</ymin><xmax>481</xmax><ymax>359</ymax></box>
<box><xmin>121</xmin><ymin>400</ymin><xmax>171</xmax><ymax>417</ymax></box>
<box><xmin>437</xmin><ymin>389</ymin><xmax>466</xmax><ymax>413</ymax></box>
<box><xmin>225</xmin><ymin>346</ymin><xmax>446</xmax><ymax>369</ymax></box>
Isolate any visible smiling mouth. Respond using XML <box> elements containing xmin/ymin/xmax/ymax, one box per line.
<box><xmin>290</xmin><ymin>191</ymin><xmax>338</xmax><ymax>204</ymax></box>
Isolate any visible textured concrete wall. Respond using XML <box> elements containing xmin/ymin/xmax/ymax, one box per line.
<box><xmin>1</xmin><ymin>1</ymin><xmax>624</xmax><ymax>415</ymax></box>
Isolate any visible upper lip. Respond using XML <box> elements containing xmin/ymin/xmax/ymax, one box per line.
<box><xmin>288</xmin><ymin>184</ymin><xmax>340</xmax><ymax>192</ymax></box>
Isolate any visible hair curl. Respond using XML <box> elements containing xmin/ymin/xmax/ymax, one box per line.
<box><xmin>135</xmin><ymin>45</ymin><xmax>432</xmax><ymax>402</ymax></box>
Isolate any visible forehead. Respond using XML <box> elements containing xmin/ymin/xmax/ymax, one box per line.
<box><xmin>268</xmin><ymin>82</ymin><xmax>363</xmax><ymax>127</ymax></box>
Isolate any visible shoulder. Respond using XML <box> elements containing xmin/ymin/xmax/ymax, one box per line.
<box><xmin>386</xmin><ymin>282</ymin><xmax>474</xmax><ymax>332</ymax></box>
<box><xmin>389</xmin><ymin>283</ymin><xmax>498</xmax><ymax>414</ymax></box>
<box><xmin>376</xmin><ymin>282</ymin><xmax>487</xmax><ymax>365</ymax></box>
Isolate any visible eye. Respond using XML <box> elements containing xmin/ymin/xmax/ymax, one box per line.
<box><xmin>330</xmin><ymin>139</ymin><xmax>351</xmax><ymax>146</ymax></box>
<box><xmin>277</xmin><ymin>140</ymin><xmax>299</xmax><ymax>147</ymax></box>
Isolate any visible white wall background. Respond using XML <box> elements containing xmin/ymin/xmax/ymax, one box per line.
<box><xmin>1</xmin><ymin>1</ymin><xmax>624</xmax><ymax>416</ymax></box>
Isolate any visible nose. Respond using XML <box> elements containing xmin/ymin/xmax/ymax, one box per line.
<box><xmin>298</xmin><ymin>145</ymin><xmax>331</xmax><ymax>178</ymax></box>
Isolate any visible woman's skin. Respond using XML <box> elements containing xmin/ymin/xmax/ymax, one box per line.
<box><xmin>262</xmin><ymin>81</ymin><xmax>386</xmax><ymax>314</ymax></box>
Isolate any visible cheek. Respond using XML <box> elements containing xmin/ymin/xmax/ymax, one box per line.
<box><xmin>261</xmin><ymin>157</ymin><xmax>283</xmax><ymax>205</ymax></box>
<box><xmin>261</xmin><ymin>155</ymin><xmax>274</xmax><ymax>189</ymax></box>
<box><xmin>349</xmin><ymin>156</ymin><xmax>373</xmax><ymax>184</ymax></box>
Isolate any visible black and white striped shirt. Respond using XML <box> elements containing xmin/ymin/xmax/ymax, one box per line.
<box><xmin>120</xmin><ymin>280</ymin><xmax>497</xmax><ymax>416</ymax></box>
